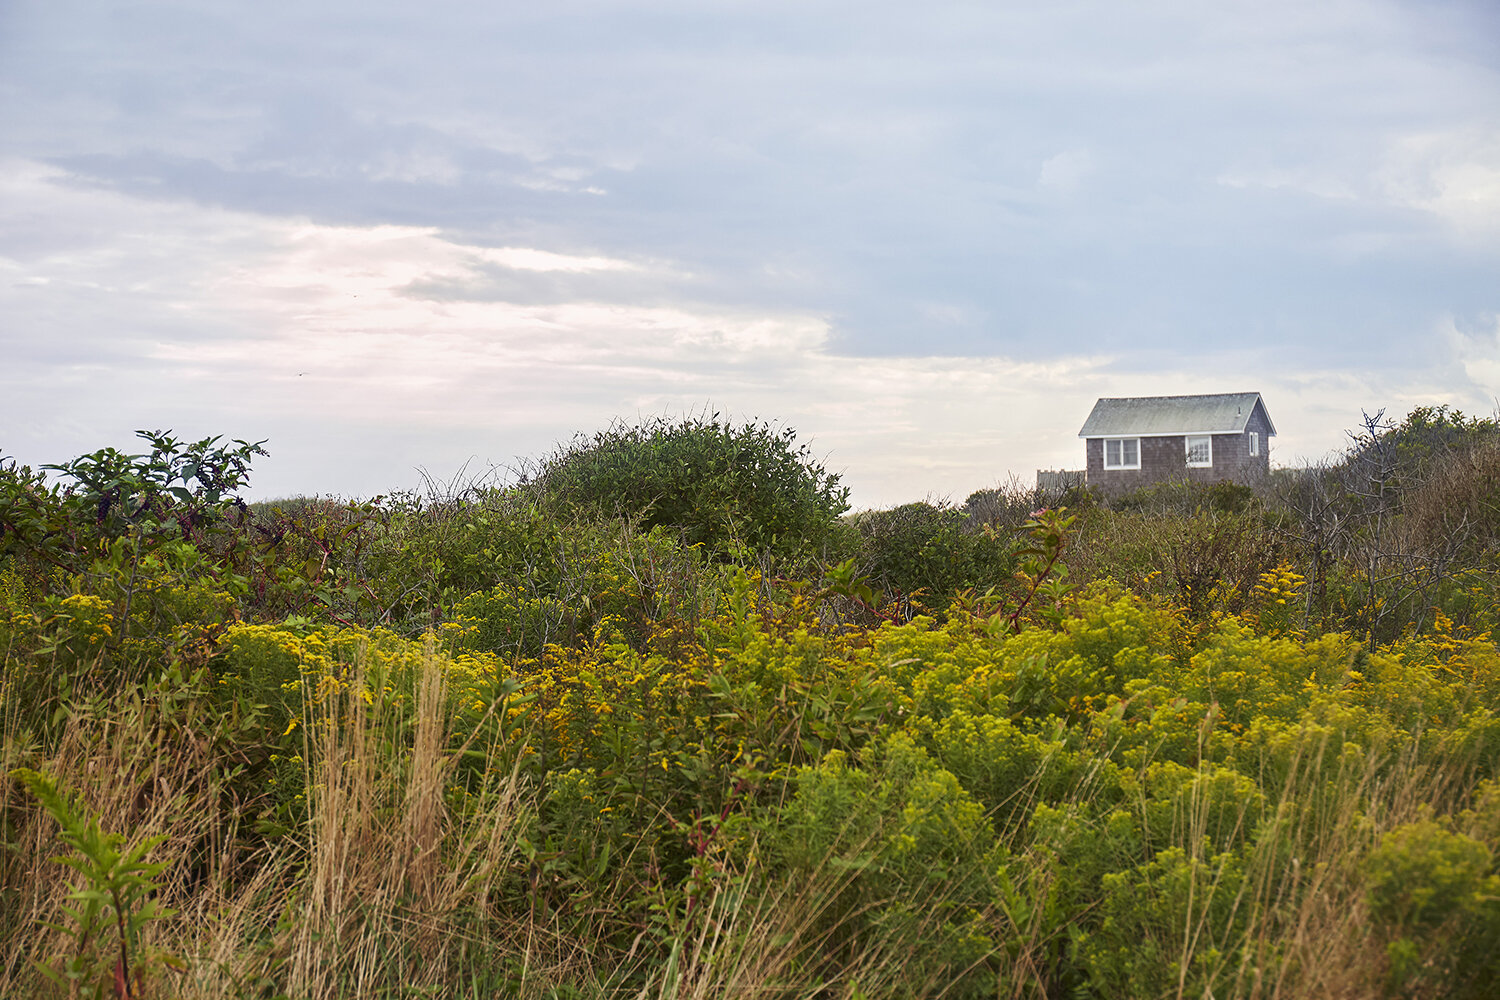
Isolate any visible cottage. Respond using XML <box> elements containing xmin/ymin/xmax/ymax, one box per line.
<box><xmin>1077</xmin><ymin>392</ymin><xmax>1275</xmax><ymax>492</ymax></box>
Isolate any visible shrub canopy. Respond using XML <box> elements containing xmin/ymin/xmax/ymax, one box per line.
<box><xmin>526</xmin><ymin>414</ymin><xmax>849</xmax><ymax>558</ymax></box>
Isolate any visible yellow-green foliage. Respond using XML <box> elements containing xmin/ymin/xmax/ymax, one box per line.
<box><xmin>1364</xmin><ymin>813</ymin><xmax>1500</xmax><ymax>994</ymax></box>
<box><xmin>220</xmin><ymin>621</ymin><xmax>500</xmax><ymax>728</ymax></box>
<box><xmin>9</xmin><ymin>552</ymin><xmax>1500</xmax><ymax>999</ymax></box>
<box><xmin>323</xmin><ymin>581</ymin><xmax>1500</xmax><ymax>993</ymax></box>
<box><xmin>14</xmin><ymin>420</ymin><xmax>1500</xmax><ymax>999</ymax></box>
<box><xmin>771</xmin><ymin>733</ymin><xmax>999</xmax><ymax>994</ymax></box>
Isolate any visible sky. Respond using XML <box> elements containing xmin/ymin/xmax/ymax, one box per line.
<box><xmin>2</xmin><ymin>0</ymin><xmax>1498</xmax><ymax>509</ymax></box>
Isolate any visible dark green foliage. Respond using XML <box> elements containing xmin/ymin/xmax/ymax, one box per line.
<box><xmin>1379</xmin><ymin>404</ymin><xmax>1499</xmax><ymax>477</ymax></box>
<box><xmin>964</xmin><ymin>483</ymin><xmax>1095</xmax><ymax>529</ymax></box>
<box><xmin>1</xmin><ymin>431</ymin><xmax>266</xmax><ymax>610</ymax></box>
<box><xmin>445</xmin><ymin>523</ymin><xmax>706</xmax><ymax>657</ymax></box>
<box><xmin>524</xmin><ymin>414</ymin><xmax>849</xmax><ymax>560</ymax></box>
<box><xmin>41</xmin><ymin>430</ymin><xmax>266</xmax><ymax>540</ymax></box>
<box><xmin>0</xmin><ymin>431</ymin><xmax>265</xmax><ymax>567</ymax></box>
<box><xmin>0</xmin><ymin>459</ymin><xmax>63</xmax><ymax>595</ymax></box>
<box><xmin>1110</xmin><ymin>477</ymin><xmax>1257</xmax><ymax>516</ymax></box>
<box><xmin>352</xmin><ymin>492</ymin><xmax>710</xmax><ymax>642</ymax></box>
<box><xmin>852</xmin><ymin>502</ymin><xmax>1018</xmax><ymax>611</ymax></box>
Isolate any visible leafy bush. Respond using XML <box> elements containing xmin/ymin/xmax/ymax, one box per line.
<box><xmin>1364</xmin><ymin>816</ymin><xmax>1500</xmax><ymax>996</ymax></box>
<box><xmin>1379</xmin><ymin>404</ymin><xmax>1499</xmax><ymax>477</ymax></box>
<box><xmin>525</xmin><ymin>414</ymin><xmax>849</xmax><ymax>560</ymax></box>
<box><xmin>9</xmin><ymin>412</ymin><xmax>1500</xmax><ymax>999</ymax></box>
<box><xmin>1</xmin><ymin>431</ymin><xmax>265</xmax><ymax>575</ymax></box>
<box><xmin>962</xmin><ymin>480</ymin><xmax>1094</xmax><ymax>530</ymax></box>
<box><xmin>1110</xmin><ymin>478</ymin><xmax>1258</xmax><ymax>516</ymax></box>
<box><xmin>768</xmin><ymin>734</ymin><xmax>1000</xmax><ymax>998</ymax></box>
<box><xmin>851</xmin><ymin>501</ymin><xmax>1017</xmax><ymax>614</ymax></box>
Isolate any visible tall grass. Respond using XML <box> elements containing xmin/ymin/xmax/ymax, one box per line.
<box><xmin>3</xmin><ymin>643</ymin><xmax>542</xmax><ymax>999</ymax></box>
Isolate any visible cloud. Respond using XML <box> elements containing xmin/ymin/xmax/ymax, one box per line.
<box><xmin>3</xmin><ymin>2</ymin><xmax>1499</xmax><ymax>504</ymax></box>
<box><xmin>1038</xmin><ymin>150</ymin><xmax>1094</xmax><ymax>194</ymax></box>
<box><xmin>1218</xmin><ymin>127</ymin><xmax>1500</xmax><ymax>241</ymax></box>
<box><xmin>1445</xmin><ymin>312</ymin><xmax>1500</xmax><ymax>395</ymax></box>
<box><xmin>4</xmin><ymin>162</ymin><xmax>1492</xmax><ymax>507</ymax></box>
<box><xmin>1377</xmin><ymin>129</ymin><xmax>1500</xmax><ymax>237</ymax></box>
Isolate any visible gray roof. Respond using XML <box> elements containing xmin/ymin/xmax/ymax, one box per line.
<box><xmin>1077</xmin><ymin>392</ymin><xmax>1275</xmax><ymax>438</ymax></box>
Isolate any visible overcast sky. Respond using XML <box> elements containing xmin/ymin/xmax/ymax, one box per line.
<box><xmin>2</xmin><ymin>0</ymin><xmax>1498</xmax><ymax>507</ymax></box>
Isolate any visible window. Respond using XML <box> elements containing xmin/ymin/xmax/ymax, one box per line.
<box><xmin>1186</xmin><ymin>435</ymin><xmax>1212</xmax><ymax>468</ymax></box>
<box><xmin>1248</xmin><ymin>432</ymin><xmax>1260</xmax><ymax>457</ymax></box>
<box><xmin>1104</xmin><ymin>437</ymin><xmax>1140</xmax><ymax>469</ymax></box>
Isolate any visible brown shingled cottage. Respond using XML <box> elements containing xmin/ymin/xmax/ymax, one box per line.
<box><xmin>1077</xmin><ymin>392</ymin><xmax>1275</xmax><ymax>493</ymax></box>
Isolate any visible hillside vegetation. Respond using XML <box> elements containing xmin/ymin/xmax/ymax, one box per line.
<box><xmin>2</xmin><ymin>408</ymin><xmax>1499</xmax><ymax>999</ymax></box>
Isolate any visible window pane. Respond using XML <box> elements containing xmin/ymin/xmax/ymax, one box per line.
<box><xmin>1186</xmin><ymin>436</ymin><xmax>1211</xmax><ymax>466</ymax></box>
<box><xmin>1249</xmin><ymin>432</ymin><xmax>1259</xmax><ymax>456</ymax></box>
<box><xmin>1105</xmin><ymin>438</ymin><xmax>1139</xmax><ymax>468</ymax></box>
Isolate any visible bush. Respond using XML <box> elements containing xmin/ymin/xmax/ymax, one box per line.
<box><xmin>525</xmin><ymin>415</ymin><xmax>849</xmax><ymax>561</ymax></box>
<box><xmin>1381</xmin><ymin>404</ymin><xmax>1499</xmax><ymax>478</ymax></box>
<box><xmin>1110</xmin><ymin>478</ymin><xmax>1257</xmax><ymax>516</ymax></box>
<box><xmin>852</xmin><ymin>502</ymin><xmax>1017</xmax><ymax>613</ymax></box>
<box><xmin>1</xmin><ymin>431</ymin><xmax>266</xmax><ymax>573</ymax></box>
<box><xmin>1364</xmin><ymin>816</ymin><xmax>1500</xmax><ymax>996</ymax></box>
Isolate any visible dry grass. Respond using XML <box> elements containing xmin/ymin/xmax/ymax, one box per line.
<box><xmin>2</xmin><ymin>645</ymin><xmax>543</xmax><ymax>1000</ymax></box>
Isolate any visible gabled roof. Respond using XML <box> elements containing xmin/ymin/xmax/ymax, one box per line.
<box><xmin>1078</xmin><ymin>392</ymin><xmax>1275</xmax><ymax>438</ymax></box>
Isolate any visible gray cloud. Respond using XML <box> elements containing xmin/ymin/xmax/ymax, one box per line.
<box><xmin>2</xmin><ymin>0</ymin><xmax>1498</xmax><ymax>503</ymax></box>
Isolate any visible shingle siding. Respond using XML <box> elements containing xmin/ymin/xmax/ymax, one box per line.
<box><xmin>1082</xmin><ymin>394</ymin><xmax>1274</xmax><ymax>494</ymax></box>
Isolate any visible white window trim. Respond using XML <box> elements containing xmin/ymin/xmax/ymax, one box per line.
<box><xmin>1185</xmin><ymin>435</ymin><xmax>1213</xmax><ymax>468</ymax></box>
<box><xmin>1103</xmin><ymin>437</ymin><xmax>1141</xmax><ymax>470</ymax></box>
<box><xmin>1248</xmin><ymin>431</ymin><xmax>1260</xmax><ymax>457</ymax></box>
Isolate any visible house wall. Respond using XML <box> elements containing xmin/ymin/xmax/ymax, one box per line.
<box><xmin>1085</xmin><ymin>436</ymin><xmax>1185</xmax><ymax>492</ymax></box>
<box><xmin>1208</xmin><ymin>406</ymin><xmax>1273</xmax><ymax>481</ymax></box>
<box><xmin>1085</xmin><ymin>403</ymin><xmax>1272</xmax><ymax>493</ymax></box>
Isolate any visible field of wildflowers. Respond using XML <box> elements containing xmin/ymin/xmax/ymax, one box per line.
<box><xmin>3</xmin><ymin>411</ymin><xmax>1499</xmax><ymax>998</ymax></box>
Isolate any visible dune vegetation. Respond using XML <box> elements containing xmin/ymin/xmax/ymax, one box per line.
<box><xmin>3</xmin><ymin>408</ymin><xmax>1499</xmax><ymax>999</ymax></box>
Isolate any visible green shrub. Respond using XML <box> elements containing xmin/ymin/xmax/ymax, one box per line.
<box><xmin>1382</xmin><ymin>404</ymin><xmax>1499</xmax><ymax>476</ymax></box>
<box><xmin>920</xmin><ymin>710</ymin><xmax>1096</xmax><ymax>826</ymax></box>
<box><xmin>525</xmin><ymin>414</ymin><xmax>849</xmax><ymax>560</ymax></box>
<box><xmin>2</xmin><ymin>431</ymin><xmax>265</xmax><ymax>575</ymax></box>
<box><xmin>1365</xmin><ymin>816</ymin><xmax>1500</xmax><ymax>996</ymax></box>
<box><xmin>1110</xmin><ymin>478</ymin><xmax>1258</xmax><ymax>516</ymax></box>
<box><xmin>768</xmin><ymin>733</ymin><xmax>1000</xmax><ymax>998</ymax></box>
<box><xmin>443</xmin><ymin>523</ymin><xmax>708</xmax><ymax>656</ymax></box>
<box><xmin>962</xmin><ymin>481</ymin><xmax>1095</xmax><ymax>530</ymax></box>
<box><xmin>852</xmin><ymin>501</ymin><xmax>1017</xmax><ymax>613</ymax></box>
<box><xmin>1078</xmin><ymin>844</ymin><xmax>1252</xmax><ymax>997</ymax></box>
